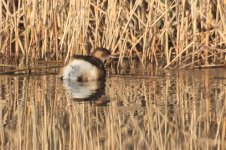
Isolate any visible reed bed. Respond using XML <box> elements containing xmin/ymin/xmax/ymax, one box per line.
<box><xmin>0</xmin><ymin>0</ymin><xmax>226</xmax><ymax>68</ymax></box>
<box><xmin>0</xmin><ymin>68</ymin><xmax>226</xmax><ymax>149</ymax></box>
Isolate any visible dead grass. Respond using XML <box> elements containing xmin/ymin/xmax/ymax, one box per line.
<box><xmin>0</xmin><ymin>0</ymin><xmax>226</xmax><ymax>68</ymax></box>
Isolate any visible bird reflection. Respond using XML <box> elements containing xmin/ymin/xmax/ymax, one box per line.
<box><xmin>62</xmin><ymin>80</ymin><xmax>108</xmax><ymax>105</ymax></box>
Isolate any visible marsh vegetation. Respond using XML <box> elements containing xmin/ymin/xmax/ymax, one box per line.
<box><xmin>0</xmin><ymin>0</ymin><xmax>226</xmax><ymax>68</ymax></box>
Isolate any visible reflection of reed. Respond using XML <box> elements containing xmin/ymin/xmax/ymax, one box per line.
<box><xmin>0</xmin><ymin>69</ymin><xmax>226</xmax><ymax>149</ymax></box>
<box><xmin>1</xmin><ymin>1</ymin><xmax>226</xmax><ymax>68</ymax></box>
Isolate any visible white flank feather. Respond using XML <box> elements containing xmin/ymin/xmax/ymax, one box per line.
<box><xmin>62</xmin><ymin>59</ymin><xmax>98</xmax><ymax>81</ymax></box>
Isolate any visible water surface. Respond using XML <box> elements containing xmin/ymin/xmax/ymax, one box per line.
<box><xmin>0</xmin><ymin>67</ymin><xmax>226</xmax><ymax>149</ymax></box>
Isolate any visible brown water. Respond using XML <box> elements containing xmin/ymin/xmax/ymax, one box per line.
<box><xmin>0</xmin><ymin>67</ymin><xmax>226</xmax><ymax>149</ymax></box>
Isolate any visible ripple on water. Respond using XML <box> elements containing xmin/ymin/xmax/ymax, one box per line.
<box><xmin>0</xmin><ymin>68</ymin><xmax>226</xmax><ymax>149</ymax></box>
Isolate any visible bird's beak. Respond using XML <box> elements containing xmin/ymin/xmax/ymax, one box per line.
<box><xmin>104</xmin><ymin>53</ymin><xmax>119</xmax><ymax>66</ymax></box>
<box><xmin>109</xmin><ymin>53</ymin><xmax>119</xmax><ymax>59</ymax></box>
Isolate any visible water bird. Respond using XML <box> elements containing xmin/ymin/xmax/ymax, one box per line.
<box><xmin>59</xmin><ymin>47</ymin><xmax>112</xmax><ymax>81</ymax></box>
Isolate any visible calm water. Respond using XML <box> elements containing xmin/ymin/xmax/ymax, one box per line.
<box><xmin>0</xmin><ymin>67</ymin><xmax>226</xmax><ymax>149</ymax></box>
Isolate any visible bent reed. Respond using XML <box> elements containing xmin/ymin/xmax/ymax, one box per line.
<box><xmin>0</xmin><ymin>0</ymin><xmax>226</xmax><ymax>68</ymax></box>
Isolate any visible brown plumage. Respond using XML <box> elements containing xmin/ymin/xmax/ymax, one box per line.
<box><xmin>59</xmin><ymin>48</ymin><xmax>110</xmax><ymax>81</ymax></box>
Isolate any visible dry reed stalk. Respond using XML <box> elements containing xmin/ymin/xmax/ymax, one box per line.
<box><xmin>0</xmin><ymin>65</ymin><xmax>61</xmax><ymax>75</ymax></box>
<box><xmin>0</xmin><ymin>0</ymin><xmax>2</xmax><ymax>52</ymax></box>
<box><xmin>0</xmin><ymin>64</ymin><xmax>17</xmax><ymax>67</ymax></box>
<box><xmin>0</xmin><ymin>0</ymin><xmax>225</xmax><ymax>68</ymax></box>
<box><xmin>191</xmin><ymin>0</ymin><xmax>198</xmax><ymax>66</ymax></box>
<box><xmin>53</xmin><ymin>2</ymin><xmax>58</xmax><ymax>60</ymax></box>
<box><xmin>42</xmin><ymin>0</ymin><xmax>48</xmax><ymax>59</ymax></box>
<box><xmin>164</xmin><ymin>0</ymin><xmax>170</xmax><ymax>65</ymax></box>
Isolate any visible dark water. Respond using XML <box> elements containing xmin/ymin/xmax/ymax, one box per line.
<box><xmin>0</xmin><ymin>67</ymin><xmax>226</xmax><ymax>149</ymax></box>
